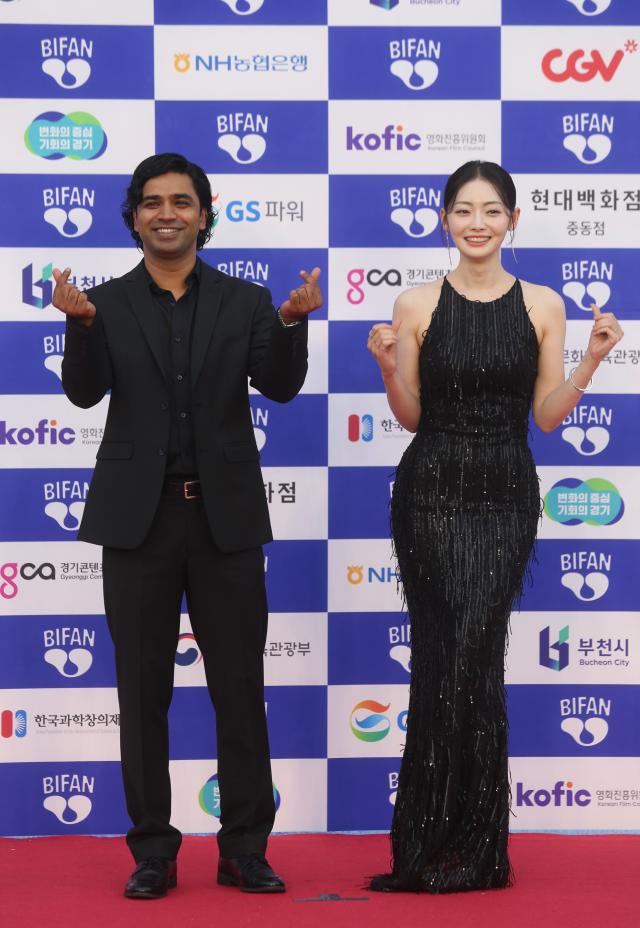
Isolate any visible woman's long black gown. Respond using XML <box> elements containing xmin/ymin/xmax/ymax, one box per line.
<box><xmin>371</xmin><ymin>277</ymin><xmax>541</xmax><ymax>893</ymax></box>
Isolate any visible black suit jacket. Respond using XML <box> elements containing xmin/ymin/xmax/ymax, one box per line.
<box><xmin>62</xmin><ymin>259</ymin><xmax>308</xmax><ymax>551</ymax></box>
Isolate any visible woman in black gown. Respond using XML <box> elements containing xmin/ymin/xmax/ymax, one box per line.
<box><xmin>366</xmin><ymin>162</ymin><xmax>623</xmax><ymax>893</ymax></box>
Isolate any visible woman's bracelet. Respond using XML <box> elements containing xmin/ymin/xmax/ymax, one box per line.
<box><xmin>568</xmin><ymin>367</ymin><xmax>592</xmax><ymax>393</ymax></box>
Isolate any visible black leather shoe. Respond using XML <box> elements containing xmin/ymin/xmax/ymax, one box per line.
<box><xmin>124</xmin><ymin>857</ymin><xmax>177</xmax><ymax>899</ymax></box>
<box><xmin>217</xmin><ymin>854</ymin><xmax>285</xmax><ymax>893</ymax></box>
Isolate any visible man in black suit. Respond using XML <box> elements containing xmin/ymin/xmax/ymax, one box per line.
<box><xmin>54</xmin><ymin>153</ymin><xmax>322</xmax><ymax>898</ymax></box>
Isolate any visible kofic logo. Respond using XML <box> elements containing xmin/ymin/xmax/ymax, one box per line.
<box><xmin>44</xmin><ymin>626</ymin><xmax>94</xmax><ymax>678</ymax></box>
<box><xmin>541</xmin><ymin>40</ymin><xmax>637</xmax><ymax>83</ymax></box>
<box><xmin>348</xmin><ymin>414</ymin><xmax>374</xmax><ymax>442</ymax></box>
<box><xmin>565</xmin><ymin>0</ymin><xmax>613</xmax><ymax>15</ymax></box>
<box><xmin>23</xmin><ymin>262</ymin><xmax>53</xmax><ymax>309</ymax></box>
<box><xmin>24</xmin><ymin>111</ymin><xmax>108</xmax><ymax>161</ymax></box>
<box><xmin>346</xmin><ymin>124</ymin><xmax>422</xmax><ymax>152</ymax></box>
<box><xmin>350</xmin><ymin>700</ymin><xmax>391</xmax><ymax>742</ymax></box>
<box><xmin>217</xmin><ymin>113</ymin><xmax>268</xmax><ymax>165</ymax></box>
<box><xmin>199</xmin><ymin>773</ymin><xmax>280</xmax><ymax>817</ymax></box>
<box><xmin>540</xmin><ymin>625</ymin><xmax>570</xmax><ymax>672</ymax></box>
<box><xmin>561</xmin><ymin>258</ymin><xmax>612</xmax><ymax>312</ymax></box>
<box><xmin>0</xmin><ymin>418</ymin><xmax>75</xmax><ymax>447</ymax></box>
<box><xmin>561</xmin><ymin>405</ymin><xmax>612</xmax><ymax>458</ymax></box>
<box><xmin>544</xmin><ymin>478</ymin><xmax>624</xmax><ymax>526</ymax></box>
<box><xmin>1</xmin><ymin>709</ymin><xmax>27</xmax><ymax>738</ymax></box>
<box><xmin>219</xmin><ymin>0</ymin><xmax>265</xmax><ymax>14</ymax></box>
<box><xmin>562</xmin><ymin>112</ymin><xmax>613</xmax><ymax>164</ymax></box>
<box><xmin>515</xmin><ymin>779</ymin><xmax>591</xmax><ymax>808</ymax></box>
<box><xmin>40</xmin><ymin>36</ymin><xmax>93</xmax><ymax>89</ymax></box>
<box><xmin>560</xmin><ymin>695</ymin><xmax>610</xmax><ymax>746</ymax></box>
<box><xmin>389</xmin><ymin>186</ymin><xmax>440</xmax><ymax>239</ymax></box>
<box><xmin>42</xmin><ymin>773</ymin><xmax>94</xmax><ymax>824</ymax></box>
<box><xmin>560</xmin><ymin>550</ymin><xmax>611</xmax><ymax>601</ymax></box>
<box><xmin>175</xmin><ymin>633</ymin><xmax>203</xmax><ymax>667</ymax></box>
<box><xmin>388</xmin><ymin>37</ymin><xmax>441</xmax><ymax>91</ymax></box>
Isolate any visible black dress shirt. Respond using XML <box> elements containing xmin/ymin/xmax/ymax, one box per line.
<box><xmin>145</xmin><ymin>260</ymin><xmax>201</xmax><ymax>477</ymax></box>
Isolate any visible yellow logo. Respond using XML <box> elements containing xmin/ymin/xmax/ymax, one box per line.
<box><xmin>347</xmin><ymin>565</ymin><xmax>364</xmax><ymax>585</ymax></box>
<box><xmin>174</xmin><ymin>53</ymin><xmax>191</xmax><ymax>73</ymax></box>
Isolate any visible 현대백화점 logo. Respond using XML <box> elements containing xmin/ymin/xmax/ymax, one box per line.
<box><xmin>24</xmin><ymin>111</ymin><xmax>108</xmax><ymax>161</ymax></box>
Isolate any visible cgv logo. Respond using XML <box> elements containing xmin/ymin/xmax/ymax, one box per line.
<box><xmin>542</xmin><ymin>41</ymin><xmax>637</xmax><ymax>83</ymax></box>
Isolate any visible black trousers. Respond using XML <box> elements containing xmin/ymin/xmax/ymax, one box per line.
<box><xmin>102</xmin><ymin>492</ymin><xmax>275</xmax><ymax>862</ymax></box>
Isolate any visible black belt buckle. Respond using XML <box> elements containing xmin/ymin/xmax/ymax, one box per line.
<box><xmin>183</xmin><ymin>479</ymin><xmax>199</xmax><ymax>500</ymax></box>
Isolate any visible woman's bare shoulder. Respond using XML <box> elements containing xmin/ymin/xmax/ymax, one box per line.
<box><xmin>393</xmin><ymin>278</ymin><xmax>444</xmax><ymax>318</ymax></box>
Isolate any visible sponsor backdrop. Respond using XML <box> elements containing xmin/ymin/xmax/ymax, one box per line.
<box><xmin>0</xmin><ymin>0</ymin><xmax>638</xmax><ymax>839</ymax></box>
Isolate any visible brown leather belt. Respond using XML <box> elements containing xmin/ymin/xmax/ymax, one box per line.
<box><xmin>162</xmin><ymin>477</ymin><xmax>201</xmax><ymax>500</ymax></box>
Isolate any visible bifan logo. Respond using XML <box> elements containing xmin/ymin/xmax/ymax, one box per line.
<box><xmin>40</xmin><ymin>37</ymin><xmax>93</xmax><ymax>89</ymax></box>
<box><xmin>389</xmin><ymin>38</ymin><xmax>441</xmax><ymax>91</ymax></box>
<box><xmin>565</xmin><ymin>0</ymin><xmax>613</xmax><ymax>16</ymax></box>
<box><xmin>559</xmin><ymin>551</ymin><xmax>610</xmax><ymax>602</ymax></box>
<box><xmin>542</xmin><ymin>40</ymin><xmax>638</xmax><ymax>83</ymax></box>
<box><xmin>560</xmin><ymin>695</ymin><xmax>611</xmax><ymax>746</ymax></box>
<box><xmin>219</xmin><ymin>0</ymin><xmax>265</xmax><ymax>15</ymax></box>
<box><xmin>562</xmin><ymin>113</ymin><xmax>613</xmax><ymax>164</ymax></box>
<box><xmin>540</xmin><ymin>625</ymin><xmax>570</xmax><ymax>672</ymax></box>
<box><xmin>561</xmin><ymin>259</ymin><xmax>612</xmax><ymax>312</ymax></box>
<box><xmin>217</xmin><ymin>113</ymin><xmax>268</xmax><ymax>165</ymax></box>
<box><xmin>42</xmin><ymin>774</ymin><xmax>94</xmax><ymax>824</ymax></box>
<box><xmin>516</xmin><ymin>779</ymin><xmax>591</xmax><ymax>808</ymax></box>
<box><xmin>389</xmin><ymin>186</ymin><xmax>440</xmax><ymax>239</ymax></box>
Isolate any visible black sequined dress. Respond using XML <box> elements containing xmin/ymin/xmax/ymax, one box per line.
<box><xmin>373</xmin><ymin>277</ymin><xmax>540</xmax><ymax>893</ymax></box>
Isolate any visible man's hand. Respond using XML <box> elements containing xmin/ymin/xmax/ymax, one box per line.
<box><xmin>278</xmin><ymin>267</ymin><xmax>322</xmax><ymax>324</ymax></box>
<box><xmin>52</xmin><ymin>267</ymin><xmax>97</xmax><ymax>327</ymax></box>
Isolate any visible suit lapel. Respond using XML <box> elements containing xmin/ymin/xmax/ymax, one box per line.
<box><xmin>191</xmin><ymin>260</ymin><xmax>224</xmax><ymax>389</ymax></box>
<box><xmin>123</xmin><ymin>261</ymin><xmax>169</xmax><ymax>383</ymax></box>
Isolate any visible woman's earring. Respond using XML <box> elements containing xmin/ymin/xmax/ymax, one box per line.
<box><xmin>510</xmin><ymin>229</ymin><xmax>518</xmax><ymax>264</ymax></box>
<box><xmin>446</xmin><ymin>230</ymin><xmax>452</xmax><ymax>266</ymax></box>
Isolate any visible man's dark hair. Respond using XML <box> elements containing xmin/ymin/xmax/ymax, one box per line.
<box><xmin>122</xmin><ymin>152</ymin><xmax>216</xmax><ymax>250</ymax></box>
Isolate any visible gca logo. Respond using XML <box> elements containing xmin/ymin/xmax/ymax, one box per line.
<box><xmin>565</xmin><ymin>0</ymin><xmax>613</xmax><ymax>15</ymax></box>
<box><xmin>219</xmin><ymin>0</ymin><xmax>265</xmax><ymax>15</ymax></box>
<box><xmin>388</xmin><ymin>38</ymin><xmax>441</xmax><ymax>91</ymax></box>
<box><xmin>41</xmin><ymin>37</ymin><xmax>93</xmax><ymax>89</ymax></box>
<box><xmin>217</xmin><ymin>113</ymin><xmax>267</xmax><ymax>164</ymax></box>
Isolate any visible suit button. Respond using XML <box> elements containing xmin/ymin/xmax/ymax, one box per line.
<box><xmin>177</xmin><ymin>374</ymin><xmax>184</xmax><ymax>383</ymax></box>
<box><xmin>160</xmin><ymin>403</ymin><xmax>168</xmax><ymax>411</ymax></box>
<box><xmin>179</xmin><ymin>411</ymin><xmax>187</xmax><ymax>419</ymax></box>
<box><xmin>159</xmin><ymin>448</ymin><xmax>166</xmax><ymax>456</ymax></box>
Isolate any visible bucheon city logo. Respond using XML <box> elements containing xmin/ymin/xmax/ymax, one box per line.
<box><xmin>23</xmin><ymin>262</ymin><xmax>54</xmax><ymax>309</ymax></box>
<box><xmin>540</xmin><ymin>625</ymin><xmax>570</xmax><ymax>672</ymax></box>
<box><xmin>541</xmin><ymin>40</ymin><xmax>638</xmax><ymax>83</ymax></box>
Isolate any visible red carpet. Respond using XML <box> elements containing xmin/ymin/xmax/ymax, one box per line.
<box><xmin>1</xmin><ymin>833</ymin><xmax>638</xmax><ymax>928</ymax></box>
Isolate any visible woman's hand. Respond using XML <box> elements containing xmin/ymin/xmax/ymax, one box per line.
<box><xmin>367</xmin><ymin>320</ymin><xmax>400</xmax><ymax>380</ymax></box>
<box><xmin>587</xmin><ymin>303</ymin><xmax>624</xmax><ymax>362</ymax></box>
